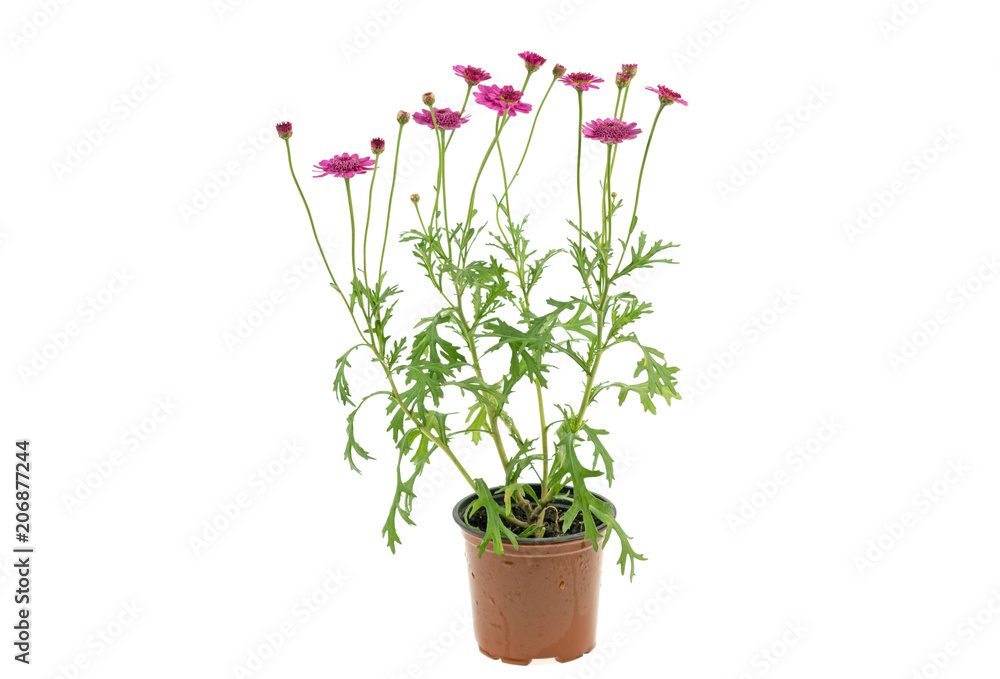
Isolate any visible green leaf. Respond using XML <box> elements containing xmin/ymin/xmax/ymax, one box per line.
<box><xmin>332</xmin><ymin>344</ymin><xmax>366</xmax><ymax>406</ymax></box>
<box><xmin>381</xmin><ymin>446</ymin><xmax>426</xmax><ymax>554</ymax></box>
<box><xmin>553</xmin><ymin>426</ymin><xmax>602</xmax><ymax>547</ymax></box>
<box><xmin>591</xmin><ymin>505</ymin><xmax>646</xmax><ymax>581</ymax></box>
<box><xmin>464</xmin><ymin>402</ymin><xmax>490</xmax><ymax>445</ymax></box>
<box><xmin>344</xmin><ymin>391</ymin><xmax>389</xmax><ymax>473</ymax></box>
<box><xmin>582</xmin><ymin>424</ymin><xmax>614</xmax><ymax>485</ymax></box>
<box><xmin>610</xmin><ymin>342</ymin><xmax>681</xmax><ymax>414</ymax></box>
<box><xmin>468</xmin><ymin>478</ymin><xmax>520</xmax><ymax>557</ymax></box>
<box><xmin>612</xmin><ymin>232</ymin><xmax>679</xmax><ymax>282</ymax></box>
<box><xmin>552</xmin><ymin>425</ymin><xmax>645</xmax><ymax>580</ymax></box>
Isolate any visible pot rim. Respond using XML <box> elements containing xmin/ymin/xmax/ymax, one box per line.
<box><xmin>452</xmin><ymin>482</ymin><xmax>617</xmax><ymax>545</ymax></box>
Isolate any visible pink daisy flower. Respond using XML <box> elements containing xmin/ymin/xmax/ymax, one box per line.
<box><xmin>582</xmin><ymin>118</ymin><xmax>642</xmax><ymax>144</ymax></box>
<box><xmin>517</xmin><ymin>51</ymin><xmax>546</xmax><ymax>72</ymax></box>
<box><xmin>412</xmin><ymin>107</ymin><xmax>471</xmax><ymax>131</ymax></box>
<box><xmin>473</xmin><ymin>84</ymin><xmax>532</xmax><ymax>118</ymax></box>
<box><xmin>453</xmin><ymin>64</ymin><xmax>491</xmax><ymax>85</ymax></box>
<box><xmin>313</xmin><ymin>153</ymin><xmax>376</xmax><ymax>179</ymax></box>
<box><xmin>646</xmin><ymin>85</ymin><xmax>688</xmax><ymax>106</ymax></box>
<box><xmin>559</xmin><ymin>72</ymin><xmax>604</xmax><ymax>92</ymax></box>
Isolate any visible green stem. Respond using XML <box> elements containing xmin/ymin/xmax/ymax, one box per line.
<box><xmin>378</xmin><ymin>123</ymin><xmax>405</xmax><ymax>280</ymax></box>
<box><xmin>505</xmin><ymin>75</ymin><xmax>556</xmax><ymax>193</ymax></box>
<box><xmin>284</xmin><ymin>140</ymin><xmax>339</xmax><ymax>293</ymax></box>
<box><xmin>610</xmin><ymin>82</ymin><xmax>632</xmax><ymax>175</ymax></box>
<box><xmin>444</xmin><ymin>84</ymin><xmax>472</xmax><ymax>152</ymax></box>
<box><xmin>495</xmin><ymin>136</ymin><xmax>512</xmax><ymax>231</ymax></box>
<box><xmin>438</xmin><ymin>128</ymin><xmax>451</xmax><ymax>259</ymax></box>
<box><xmin>615</xmin><ymin>102</ymin><xmax>666</xmax><ymax>275</ymax></box>
<box><xmin>361</xmin><ymin>155</ymin><xmax>380</xmax><ymax>290</ymax></box>
<box><xmin>537</xmin><ymin>379</ymin><xmax>550</xmax><ymax>491</ymax></box>
<box><xmin>603</xmin><ymin>144</ymin><xmax>612</xmax><ymax>243</ymax></box>
<box><xmin>464</xmin><ymin>113</ymin><xmax>509</xmax><ymax>247</ymax></box>
<box><xmin>575</xmin><ymin>89</ymin><xmax>584</xmax><ymax>248</ymax></box>
<box><xmin>344</xmin><ymin>179</ymin><xmax>357</xmax><ymax>279</ymax></box>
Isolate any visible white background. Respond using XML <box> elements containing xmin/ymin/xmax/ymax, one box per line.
<box><xmin>2</xmin><ymin>0</ymin><xmax>999</xmax><ymax>677</ymax></box>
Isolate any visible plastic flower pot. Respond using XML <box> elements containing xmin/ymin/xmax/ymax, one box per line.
<box><xmin>452</xmin><ymin>484</ymin><xmax>615</xmax><ymax>665</ymax></box>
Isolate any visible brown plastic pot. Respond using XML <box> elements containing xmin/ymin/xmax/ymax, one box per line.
<box><xmin>452</xmin><ymin>484</ymin><xmax>615</xmax><ymax>665</ymax></box>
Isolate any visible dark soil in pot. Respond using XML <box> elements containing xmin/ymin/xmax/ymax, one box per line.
<box><xmin>466</xmin><ymin>496</ymin><xmax>587</xmax><ymax>538</ymax></box>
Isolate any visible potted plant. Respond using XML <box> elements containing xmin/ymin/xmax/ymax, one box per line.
<box><xmin>274</xmin><ymin>51</ymin><xmax>687</xmax><ymax>665</ymax></box>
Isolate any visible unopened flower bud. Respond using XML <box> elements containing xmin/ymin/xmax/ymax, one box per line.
<box><xmin>422</xmin><ymin>92</ymin><xmax>435</xmax><ymax>105</ymax></box>
<box><xmin>371</xmin><ymin>137</ymin><xmax>385</xmax><ymax>155</ymax></box>
<box><xmin>552</xmin><ymin>63</ymin><xmax>566</xmax><ymax>77</ymax></box>
<box><xmin>276</xmin><ymin>121</ymin><xmax>293</xmax><ymax>140</ymax></box>
<box><xmin>621</xmin><ymin>63</ymin><xmax>638</xmax><ymax>77</ymax></box>
<box><xmin>397</xmin><ymin>110</ymin><xmax>410</xmax><ymax>124</ymax></box>
<box><xmin>410</xmin><ymin>194</ymin><xmax>420</xmax><ymax>203</ymax></box>
<box><xmin>615</xmin><ymin>72</ymin><xmax>631</xmax><ymax>89</ymax></box>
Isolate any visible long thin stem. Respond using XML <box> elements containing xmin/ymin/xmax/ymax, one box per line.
<box><xmin>444</xmin><ymin>84</ymin><xmax>472</xmax><ymax>152</ymax></box>
<box><xmin>610</xmin><ymin>81</ymin><xmax>633</xmax><ymax>175</ymax></box>
<box><xmin>495</xmin><ymin>136</ymin><xmax>512</xmax><ymax>230</ymax></box>
<box><xmin>537</xmin><ymin>379</ymin><xmax>550</xmax><ymax>490</ymax></box>
<box><xmin>603</xmin><ymin>144</ymin><xmax>612</xmax><ymax>242</ymax></box>
<box><xmin>464</xmin><ymin>113</ymin><xmax>509</xmax><ymax>243</ymax></box>
<box><xmin>378</xmin><ymin>123</ymin><xmax>405</xmax><ymax>280</ymax></box>
<box><xmin>284</xmin><ymin>140</ymin><xmax>339</xmax><ymax>293</ymax></box>
<box><xmin>438</xmin><ymin>128</ymin><xmax>451</xmax><ymax>259</ymax></box>
<box><xmin>575</xmin><ymin>88</ymin><xmax>584</xmax><ymax>247</ymax></box>
<box><xmin>505</xmin><ymin>75</ymin><xmax>556</xmax><ymax>194</ymax></box>
<box><xmin>615</xmin><ymin>102</ymin><xmax>666</xmax><ymax>275</ymax></box>
<box><xmin>361</xmin><ymin>155</ymin><xmax>380</xmax><ymax>290</ymax></box>
<box><xmin>345</xmin><ymin>179</ymin><xmax>357</xmax><ymax>278</ymax></box>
